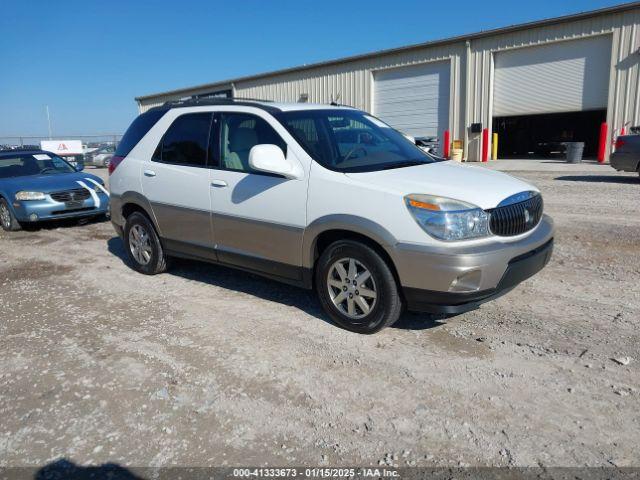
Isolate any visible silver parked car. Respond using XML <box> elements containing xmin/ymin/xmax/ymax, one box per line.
<box><xmin>611</xmin><ymin>128</ymin><xmax>640</xmax><ymax>176</ymax></box>
<box><xmin>86</xmin><ymin>146</ymin><xmax>115</xmax><ymax>167</ymax></box>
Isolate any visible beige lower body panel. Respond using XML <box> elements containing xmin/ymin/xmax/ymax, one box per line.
<box><xmin>390</xmin><ymin>215</ymin><xmax>555</xmax><ymax>292</ymax></box>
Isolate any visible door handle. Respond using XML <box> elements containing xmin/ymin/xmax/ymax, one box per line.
<box><xmin>211</xmin><ymin>180</ymin><xmax>228</xmax><ymax>188</ymax></box>
<box><xmin>143</xmin><ymin>169</ymin><xmax>156</xmax><ymax>177</ymax></box>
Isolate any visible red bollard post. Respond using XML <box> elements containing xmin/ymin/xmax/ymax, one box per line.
<box><xmin>597</xmin><ymin>122</ymin><xmax>607</xmax><ymax>163</ymax></box>
<box><xmin>443</xmin><ymin>129</ymin><xmax>450</xmax><ymax>158</ymax></box>
<box><xmin>482</xmin><ymin>128</ymin><xmax>489</xmax><ymax>162</ymax></box>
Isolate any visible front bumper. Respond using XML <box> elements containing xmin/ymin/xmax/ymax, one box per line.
<box><xmin>12</xmin><ymin>192</ymin><xmax>110</xmax><ymax>222</ymax></box>
<box><xmin>390</xmin><ymin>215</ymin><xmax>554</xmax><ymax>313</ymax></box>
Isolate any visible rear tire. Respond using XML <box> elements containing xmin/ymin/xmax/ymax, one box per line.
<box><xmin>315</xmin><ymin>240</ymin><xmax>403</xmax><ymax>334</ymax></box>
<box><xmin>123</xmin><ymin>212</ymin><xmax>168</xmax><ymax>274</ymax></box>
<box><xmin>0</xmin><ymin>198</ymin><xmax>22</xmax><ymax>231</ymax></box>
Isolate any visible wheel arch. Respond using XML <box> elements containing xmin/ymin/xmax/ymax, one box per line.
<box><xmin>303</xmin><ymin>215</ymin><xmax>402</xmax><ymax>288</ymax></box>
<box><xmin>115</xmin><ymin>191</ymin><xmax>160</xmax><ymax>233</ymax></box>
<box><xmin>0</xmin><ymin>191</ymin><xmax>16</xmax><ymax>213</ymax></box>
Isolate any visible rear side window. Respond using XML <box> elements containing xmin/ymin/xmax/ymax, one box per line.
<box><xmin>153</xmin><ymin>112</ymin><xmax>212</xmax><ymax>167</ymax></box>
<box><xmin>115</xmin><ymin>109</ymin><xmax>167</xmax><ymax>157</ymax></box>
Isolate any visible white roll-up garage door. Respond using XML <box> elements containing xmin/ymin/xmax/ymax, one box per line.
<box><xmin>493</xmin><ymin>36</ymin><xmax>611</xmax><ymax>117</ymax></box>
<box><xmin>373</xmin><ymin>61</ymin><xmax>450</xmax><ymax>140</ymax></box>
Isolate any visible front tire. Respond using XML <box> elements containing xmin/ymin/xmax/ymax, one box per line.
<box><xmin>0</xmin><ymin>198</ymin><xmax>22</xmax><ymax>231</ymax></box>
<box><xmin>315</xmin><ymin>240</ymin><xmax>403</xmax><ymax>334</ymax></box>
<box><xmin>123</xmin><ymin>212</ymin><xmax>168</xmax><ymax>274</ymax></box>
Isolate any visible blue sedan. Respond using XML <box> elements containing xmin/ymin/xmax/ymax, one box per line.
<box><xmin>0</xmin><ymin>150</ymin><xmax>109</xmax><ymax>231</ymax></box>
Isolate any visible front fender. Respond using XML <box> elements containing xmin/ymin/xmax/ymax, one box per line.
<box><xmin>301</xmin><ymin>214</ymin><xmax>399</xmax><ymax>269</ymax></box>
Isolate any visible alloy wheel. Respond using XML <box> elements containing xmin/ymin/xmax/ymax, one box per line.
<box><xmin>327</xmin><ymin>257</ymin><xmax>377</xmax><ymax>320</ymax></box>
<box><xmin>129</xmin><ymin>224</ymin><xmax>152</xmax><ymax>265</ymax></box>
<box><xmin>0</xmin><ymin>204</ymin><xmax>11</xmax><ymax>229</ymax></box>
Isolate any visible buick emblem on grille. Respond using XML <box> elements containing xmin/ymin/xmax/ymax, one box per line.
<box><xmin>489</xmin><ymin>191</ymin><xmax>543</xmax><ymax>237</ymax></box>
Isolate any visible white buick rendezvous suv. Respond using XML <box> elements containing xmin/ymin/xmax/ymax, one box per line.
<box><xmin>109</xmin><ymin>98</ymin><xmax>553</xmax><ymax>333</ymax></box>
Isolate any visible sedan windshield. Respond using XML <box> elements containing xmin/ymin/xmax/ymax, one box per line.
<box><xmin>0</xmin><ymin>153</ymin><xmax>75</xmax><ymax>179</ymax></box>
<box><xmin>275</xmin><ymin>109</ymin><xmax>435</xmax><ymax>172</ymax></box>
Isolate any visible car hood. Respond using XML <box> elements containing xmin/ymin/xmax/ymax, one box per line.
<box><xmin>0</xmin><ymin>172</ymin><xmax>104</xmax><ymax>195</ymax></box>
<box><xmin>345</xmin><ymin>161</ymin><xmax>537</xmax><ymax>210</ymax></box>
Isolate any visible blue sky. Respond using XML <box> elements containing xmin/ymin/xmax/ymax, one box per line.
<box><xmin>0</xmin><ymin>0</ymin><xmax>625</xmax><ymax>137</ymax></box>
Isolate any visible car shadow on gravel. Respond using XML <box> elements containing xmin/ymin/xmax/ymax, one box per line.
<box><xmin>107</xmin><ymin>237</ymin><xmax>445</xmax><ymax>331</ymax></box>
<box><xmin>20</xmin><ymin>214</ymin><xmax>109</xmax><ymax>231</ymax></box>
<box><xmin>35</xmin><ymin>458</ymin><xmax>142</xmax><ymax>479</ymax></box>
<box><xmin>555</xmin><ymin>174</ymin><xmax>640</xmax><ymax>184</ymax></box>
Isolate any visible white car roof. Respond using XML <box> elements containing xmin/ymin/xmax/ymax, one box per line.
<box><xmin>251</xmin><ymin>101</ymin><xmax>357</xmax><ymax>112</ymax></box>
<box><xmin>161</xmin><ymin>98</ymin><xmax>359</xmax><ymax>114</ymax></box>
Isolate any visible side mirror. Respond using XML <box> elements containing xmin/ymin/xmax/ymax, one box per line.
<box><xmin>248</xmin><ymin>144</ymin><xmax>301</xmax><ymax>179</ymax></box>
<box><xmin>75</xmin><ymin>163</ymin><xmax>85</xmax><ymax>172</ymax></box>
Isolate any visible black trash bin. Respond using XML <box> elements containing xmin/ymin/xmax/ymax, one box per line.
<box><xmin>565</xmin><ymin>142</ymin><xmax>584</xmax><ymax>163</ymax></box>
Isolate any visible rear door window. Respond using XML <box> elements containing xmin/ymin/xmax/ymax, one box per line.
<box><xmin>154</xmin><ymin>112</ymin><xmax>213</xmax><ymax>168</ymax></box>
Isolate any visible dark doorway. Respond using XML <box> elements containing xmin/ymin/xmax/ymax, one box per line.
<box><xmin>492</xmin><ymin>109</ymin><xmax>606</xmax><ymax>159</ymax></box>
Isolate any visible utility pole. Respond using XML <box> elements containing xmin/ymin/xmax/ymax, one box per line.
<box><xmin>45</xmin><ymin>105</ymin><xmax>52</xmax><ymax>139</ymax></box>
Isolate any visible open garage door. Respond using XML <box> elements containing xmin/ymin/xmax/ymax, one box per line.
<box><xmin>493</xmin><ymin>36</ymin><xmax>611</xmax><ymax>158</ymax></box>
<box><xmin>373</xmin><ymin>62</ymin><xmax>450</xmax><ymax>154</ymax></box>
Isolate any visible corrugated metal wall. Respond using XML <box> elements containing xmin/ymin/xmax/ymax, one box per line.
<box><xmin>235</xmin><ymin>44</ymin><xmax>465</xmax><ymax>144</ymax></box>
<box><xmin>138</xmin><ymin>8</ymin><xmax>640</xmax><ymax>161</ymax></box>
<box><xmin>466</xmin><ymin>9</ymin><xmax>640</xmax><ymax>160</ymax></box>
<box><xmin>492</xmin><ymin>35</ymin><xmax>611</xmax><ymax>116</ymax></box>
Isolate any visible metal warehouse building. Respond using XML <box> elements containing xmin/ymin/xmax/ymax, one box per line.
<box><xmin>136</xmin><ymin>2</ymin><xmax>640</xmax><ymax>162</ymax></box>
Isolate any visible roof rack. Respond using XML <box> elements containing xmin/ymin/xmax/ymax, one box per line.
<box><xmin>159</xmin><ymin>96</ymin><xmax>282</xmax><ymax>113</ymax></box>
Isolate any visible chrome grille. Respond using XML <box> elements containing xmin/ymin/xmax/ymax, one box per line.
<box><xmin>487</xmin><ymin>194</ymin><xmax>543</xmax><ymax>237</ymax></box>
<box><xmin>50</xmin><ymin>188</ymin><xmax>91</xmax><ymax>203</ymax></box>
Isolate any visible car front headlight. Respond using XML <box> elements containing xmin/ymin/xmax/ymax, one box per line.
<box><xmin>15</xmin><ymin>191</ymin><xmax>46</xmax><ymax>201</ymax></box>
<box><xmin>405</xmin><ymin>194</ymin><xmax>490</xmax><ymax>241</ymax></box>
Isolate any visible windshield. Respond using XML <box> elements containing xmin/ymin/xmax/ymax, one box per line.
<box><xmin>0</xmin><ymin>153</ymin><xmax>76</xmax><ymax>179</ymax></box>
<box><xmin>275</xmin><ymin>109</ymin><xmax>435</xmax><ymax>172</ymax></box>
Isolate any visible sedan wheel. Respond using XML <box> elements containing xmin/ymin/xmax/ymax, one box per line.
<box><xmin>0</xmin><ymin>198</ymin><xmax>21</xmax><ymax>231</ymax></box>
<box><xmin>0</xmin><ymin>203</ymin><xmax>11</xmax><ymax>229</ymax></box>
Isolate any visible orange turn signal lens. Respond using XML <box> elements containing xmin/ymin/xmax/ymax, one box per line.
<box><xmin>408</xmin><ymin>199</ymin><xmax>440</xmax><ymax>211</ymax></box>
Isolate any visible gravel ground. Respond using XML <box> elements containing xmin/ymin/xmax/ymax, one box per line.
<box><xmin>1</xmin><ymin>162</ymin><xmax>639</xmax><ymax>470</ymax></box>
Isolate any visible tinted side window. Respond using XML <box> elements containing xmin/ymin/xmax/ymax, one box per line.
<box><xmin>282</xmin><ymin>117</ymin><xmax>324</xmax><ymax>161</ymax></box>
<box><xmin>155</xmin><ymin>113</ymin><xmax>212</xmax><ymax>167</ymax></box>
<box><xmin>219</xmin><ymin>113</ymin><xmax>287</xmax><ymax>172</ymax></box>
<box><xmin>116</xmin><ymin>109</ymin><xmax>167</xmax><ymax>157</ymax></box>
